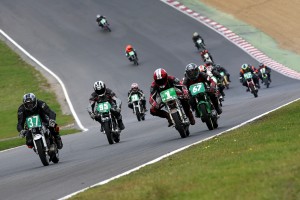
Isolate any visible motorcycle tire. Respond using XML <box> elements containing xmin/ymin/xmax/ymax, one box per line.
<box><xmin>136</xmin><ymin>109</ymin><xmax>141</xmax><ymax>121</ymax></box>
<box><xmin>103</xmin><ymin>122</ymin><xmax>114</xmax><ymax>145</ymax></box>
<box><xmin>171</xmin><ymin>112</ymin><xmax>187</xmax><ymax>138</ymax></box>
<box><xmin>199</xmin><ymin>104</ymin><xmax>214</xmax><ymax>130</ymax></box>
<box><xmin>35</xmin><ymin>138</ymin><xmax>50</xmax><ymax>166</ymax></box>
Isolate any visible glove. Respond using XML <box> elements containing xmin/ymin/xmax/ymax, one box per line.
<box><xmin>19</xmin><ymin>130</ymin><xmax>27</xmax><ymax>138</ymax></box>
<box><xmin>49</xmin><ymin>119</ymin><xmax>56</xmax><ymax>127</ymax></box>
<box><xmin>90</xmin><ymin>112</ymin><xmax>95</xmax><ymax>119</ymax></box>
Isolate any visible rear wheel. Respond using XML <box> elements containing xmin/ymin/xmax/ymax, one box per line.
<box><xmin>171</xmin><ymin>112</ymin><xmax>187</xmax><ymax>138</ymax></box>
<box><xmin>103</xmin><ymin>122</ymin><xmax>114</xmax><ymax>145</ymax></box>
<box><xmin>200</xmin><ymin>104</ymin><xmax>214</xmax><ymax>130</ymax></box>
<box><xmin>35</xmin><ymin>139</ymin><xmax>50</xmax><ymax>166</ymax></box>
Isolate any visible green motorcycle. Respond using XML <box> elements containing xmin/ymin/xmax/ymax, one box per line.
<box><xmin>25</xmin><ymin>114</ymin><xmax>59</xmax><ymax>166</ymax></box>
<box><xmin>160</xmin><ymin>87</ymin><xmax>190</xmax><ymax>138</ymax></box>
<box><xmin>95</xmin><ymin>101</ymin><xmax>121</xmax><ymax>145</ymax></box>
<box><xmin>189</xmin><ymin>82</ymin><xmax>218</xmax><ymax>130</ymax></box>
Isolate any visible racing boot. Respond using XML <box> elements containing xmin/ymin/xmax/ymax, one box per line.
<box><xmin>166</xmin><ymin>115</ymin><xmax>174</xmax><ymax>127</ymax></box>
<box><xmin>117</xmin><ymin>116</ymin><xmax>125</xmax><ymax>130</ymax></box>
<box><xmin>187</xmin><ymin>111</ymin><xmax>195</xmax><ymax>125</ymax></box>
<box><xmin>55</xmin><ymin>135</ymin><xmax>63</xmax><ymax>149</ymax></box>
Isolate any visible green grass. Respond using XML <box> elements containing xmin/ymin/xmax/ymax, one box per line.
<box><xmin>71</xmin><ymin>100</ymin><xmax>300</xmax><ymax>200</ymax></box>
<box><xmin>0</xmin><ymin>39</ymin><xmax>78</xmax><ymax>146</ymax></box>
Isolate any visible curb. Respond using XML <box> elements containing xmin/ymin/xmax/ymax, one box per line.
<box><xmin>161</xmin><ymin>0</ymin><xmax>300</xmax><ymax>80</ymax></box>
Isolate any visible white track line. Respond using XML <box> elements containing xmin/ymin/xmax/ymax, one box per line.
<box><xmin>0</xmin><ymin>29</ymin><xmax>88</xmax><ymax>135</ymax></box>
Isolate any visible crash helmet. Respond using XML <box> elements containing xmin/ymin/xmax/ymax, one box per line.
<box><xmin>185</xmin><ymin>63</ymin><xmax>200</xmax><ymax>81</ymax></box>
<box><xmin>93</xmin><ymin>81</ymin><xmax>106</xmax><ymax>96</ymax></box>
<box><xmin>23</xmin><ymin>93</ymin><xmax>37</xmax><ymax>111</ymax></box>
<box><xmin>126</xmin><ymin>45</ymin><xmax>133</xmax><ymax>52</ymax></box>
<box><xmin>193</xmin><ymin>32</ymin><xmax>199</xmax><ymax>37</ymax></box>
<box><xmin>259</xmin><ymin>63</ymin><xmax>264</xmax><ymax>68</ymax></box>
<box><xmin>131</xmin><ymin>83</ymin><xmax>139</xmax><ymax>92</ymax></box>
<box><xmin>96</xmin><ymin>14</ymin><xmax>100</xmax><ymax>19</ymax></box>
<box><xmin>153</xmin><ymin>68</ymin><xmax>168</xmax><ymax>88</ymax></box>
<box><xmin>198</xmin><ymin>65</ymin><xmax>207</xmax><ymax>73</ymax></box>
<box><xmin>215</xmin><ymin>64</ymin><xmax>221</xmax><ymax>70</ymax></box>
<box><xmin>241</xmin><ymin>63</ymin><xmax>249</xmax><ymax>71</ymax></box>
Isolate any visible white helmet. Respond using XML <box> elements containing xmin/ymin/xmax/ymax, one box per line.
<box><xmin>193</xmin><ymin>32</ymin><xmax>199</xmax><ymax>37</ymax></box>
<box><xmin>93</xmin><ymin>81</ymin><xmax>106</xmax><ymax>96</ymax></box>
<box><xmin>96</xmin><ymin>14</ymin><xmax>100</xmax><ymax>18</ymax></box>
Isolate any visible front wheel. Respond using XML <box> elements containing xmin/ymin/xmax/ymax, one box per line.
<box><xmin>199</xmin><ymin>104</ymin><xmax>214</xmax><ymax>130</ymax></box>
<box><xmin>171</xmin><ymin>112</ymin><xmax>187</xmax><ymax>138</ymax></box>
<box><xmin>35</xmin><ymin>138</ymin><xmax>50</xmax><ymax>166</ymax></box>
<box><xmin>103</xmin><ymin>122</ymin><xmax>114</xmax><ymax>145</ymax></box>
<box><xmin>136</xmin><ymin>109</ymin><xmax>141</xmax><ymax>121</ymax></box>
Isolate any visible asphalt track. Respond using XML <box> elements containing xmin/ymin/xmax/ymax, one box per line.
<box><xmin>0</xmin><ymin>0</ymin><xmax>299</xmax><ymax>199</ymax></box>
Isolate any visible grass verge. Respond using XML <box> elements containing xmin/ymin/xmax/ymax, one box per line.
<box><xmin>71</xmin><ymin>100</ymin><xmax>300</xmax><ymax>200</ymax></box>
<box><xmin>0</xmin><ymin>39</ymin><xmax>79</xmax><ymax>148</ymax></box>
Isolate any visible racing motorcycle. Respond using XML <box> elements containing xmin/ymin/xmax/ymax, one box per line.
<box><xmin>189</xmin><ymin>82</ymin><xmax>218</xmax><ymax>130</ymax></box>
<box><xmin>160</xmin><ymin>87</ymin><xmax>190</xmax><ymax>138</ymax></box>
<box><xmin>25</xmin><ymin>114</ymin><xmax>59</xmax><ymax>166</ymax></box>
<box><xmin>202</xmin><ymin>52</ymin><xmax>214</xmax><ymax>64</ymax></box>
<box><xmin>130</xmin><ymin>94</ymin><xmax>146</xmax><ymax>121</ymax></box>
<box><xmin>243</xmin><ymin>72</ymin><xmax>258</xmax><ymax>98</ymax></box>
<box><xmin>95</xmin><ymin>101</ymin><xmax>121</xmax><ymax>145</ymax></box>
<box><xmin>219</xmin><ymin>71</ymin><xmax>230</xmax><ymax>89</ymax></box>
<box><xmin>128</xmin><ymin>51</ymin><xmax>139</xmax><ymax>66</ymax></box>
<box><xmin>259</xmin><ymin>68</ymin><xmax>270</xmax><ymax>88</ymax></box>
<box><xmin>98</xmin><ymin>18</ymin><xmax>111</xmax><ymax>32</ymax></box>
<box><xmin>195</xmin><ymin>38</ymin><xmax>206</xmax><ymax>51</ymax></box>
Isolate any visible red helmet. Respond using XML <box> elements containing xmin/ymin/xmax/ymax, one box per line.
<box><xmin>131</xmin><ymin>83</ymin><xmax>139</xmax><ymax>92</ymax></box>
<box><xmin>199</xmin><ymin>65</ymin><xmax>207</xmax><ymax>73</ymax></box>
<box><xmin>126</xmin><ymin>45</ymin><xmax>133</xmax><ymax>52</ymax></box>
<box><xmin>153</xmin><ymin>68</ymin><xmax>168</xmax><ymax>88</ymax></box>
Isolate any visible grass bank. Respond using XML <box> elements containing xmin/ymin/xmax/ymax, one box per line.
<box><xmin>0</xmin><ymin>39</ymin><xmax>78</xmax><ymax>149</ymax></box>
<box><xmin>71</xmin><ymin>100</ymin><xmax>300</xmax><ymax>200</ymax></box>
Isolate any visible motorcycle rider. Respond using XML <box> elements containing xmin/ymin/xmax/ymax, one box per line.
<box><xmin>128</xmin><ymin>83</ymin><xmax>147</xmax><ymax>112</ymax></box>
<box><xmin>200</xmin><ymin>49</ymin><xmax>214</xmax><ymax>64</ymax></box>
<box><xmin>215</xmin><ymin>64</ymin><xmax>231</xmax><ymax>82</ymax></box>
<box><xmin>239</xmin><ymin>63</ymin><xmax>260</xmax><ymax>91</ymax></box>
<box><xmin>149</xmin><ymin>68</ymin><xmax>195</xmax><ymax>127</ymax></box>
<box><xmin>199</xmin><ymin>64</ymin><xmax>225</xmax><ymax>100</ymax></box>
<box><xmin>88</xmin><ymin>81</ymin><xmax>125</xmax><ymax>131</ymax></box>
<box><xmin>192</xmin><ymin>32</ymin><xmax>205</xmax><ymax>48</ymax></box>
<box><xmin>125</xmin><ymin>45</ymin><xmax>138</xmax><ymax>62</ymax></box>
<box><xmin>96</xmin><ymin>14</ymin><xmax>108</xmax><ymax>28</ymax></box>
<box><xmin>257</xmin><ymin>63</ymin><xmax>272</xmax><ymax>83</ymax></box>
<box><xmin>17</xmin><ymin>93</ymin><xmax>63</xmax><ymax>149</ymax></box>
<box><xmin>183</xmin><ymin>63</ymin><xmax>222</xmax><ymax>117</ymax></box>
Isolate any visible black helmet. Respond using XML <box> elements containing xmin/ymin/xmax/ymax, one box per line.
<box><xmin>93</xmin><ymin>81</ymin><xmax>106</xmax><ymax>96</ymax></box>
<box><xmin>185</xmin><ymin>63</ymin><xmax>199</xmax><ymax>80</ymax></box>
<box><xmin>23</xmin><ymin>93</ymin><xmax>37</xmax><ymax>111</ymax></box>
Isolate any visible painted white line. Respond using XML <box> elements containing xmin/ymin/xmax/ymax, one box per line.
<box><xmin>58</xmin><ymin>1</ymin><xmax>300</xmax><ymax>199</ymax></box>
<box><xmin>59</xmin><ymin>96</ymin><xmax>300</xmax><ymax>200</ymax></box>
<box><xmin>0</xmin><ymin>29</ymin><xmax>88</xmax><ymax>132</ymax></box>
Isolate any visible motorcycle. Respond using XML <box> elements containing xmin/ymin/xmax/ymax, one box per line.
<box><xmin>202</xmin><ymin>52</ymin><xmax>214</xmax><ymax>64</ymax></box>
<box><xmin>95</xmin><ymin>101</ymin><xmax>121</xmax><ymax>145</ymax></box>
<box><xmin>25</xmin><ymin>114</ymin><xmax>59</xmax><ymax>166</ymax></box>
<box><xmin>219</xmin><ymin>71</ymin><xmax>230</xmax><ymax>89</ymax></box>
<box><xmin>128</xmin><ymin>51</ymin><xmax>139</xmax><ymax>66</ymax></box>
<box><xmin>243</xmin><ymin>72</ymin><xmax>258</xmax><ymax>98</ymax></box>
<box><xmin>160</xmin><ymin>87</ymin><xmax>190</xmax><ymax>138</ymax></box>
<box><xmin>98</xmin><ymin>18</ymin><xmax>111</xmax><ymax>32</ymax></box>
<box><xmin>189</xmin><ymin>82</ymin><xmax>218</xmax><ymax>130</ymax></box>
<box><xmin>130</xmin><ymin>94</ymin><xmax>145</xmax><ymax>121</ymax></box>
<box><xmin>259</xmin><ymin>68</ymin><xmax>270</xmax><ymax>88</ymax></box>
<box><xmin>195</xmin><ymin>38</ymin><xmax>206</xmax><ymax>51</ymax></box>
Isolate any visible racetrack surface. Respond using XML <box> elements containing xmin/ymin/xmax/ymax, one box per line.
<box><xmin>0</xmin><ymin>0</ymin><xmax>300</xmax><ymax>199</ymax></box>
